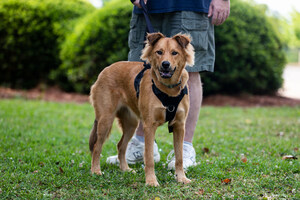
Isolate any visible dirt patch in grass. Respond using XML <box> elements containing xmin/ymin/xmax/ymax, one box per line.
<box><xmin>0</xmin><ymin>86</ymin><xmax>89</xmax><ymax>103</ymax></box>
<box><xmin>203</xmin><ymin>94</ymin><xmax>300</xmax><ymax>107</ymax></box>
<box><xmin>1</xmin><ymin>86</ymin><xmax>300</xmax><ymax>106</ymax></box>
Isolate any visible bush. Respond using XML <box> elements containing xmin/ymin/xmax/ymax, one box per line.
<box><xmin>0</xmin><ymin>0</ymin><xmax>95</xmax><ymax>89</ymax></box>
<box><xmin>201</xmin><ymin>0</ymin><xmax>286</xmax><ymax>95</ymax></box>
<box><xmin>59</xmin><ymin>0</ymin><xmax>285</xmax><ymax>95</ymax></box>
<box><xmin>58</xmin><ymin>0</ymin><xmax>132</xmax><ymax>93</ymax></box>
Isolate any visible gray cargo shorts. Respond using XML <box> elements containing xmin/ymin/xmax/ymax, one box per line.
<box><xmin>128</xmin><ymin>11</ymin><xmax>215</xmax><ymax>72</ymax></box>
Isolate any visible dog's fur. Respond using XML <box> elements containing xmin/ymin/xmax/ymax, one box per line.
<box><xmin>89</xmin><ymin>33</ymin><xmax>194</xmax><ymax>186</ymax></box>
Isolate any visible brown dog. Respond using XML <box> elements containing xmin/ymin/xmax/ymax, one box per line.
<box><xmin>89</xmin><ymin>32</ymin><xmax>194</xmax><ymax>186</ymax></box>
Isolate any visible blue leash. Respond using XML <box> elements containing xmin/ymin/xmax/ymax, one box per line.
<box><xmin>139</xmin><ymin>0</ymin><xmax>155</xmax><ymax>34</ymax></box>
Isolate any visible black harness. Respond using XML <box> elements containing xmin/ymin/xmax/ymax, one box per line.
<box><xmin>134</xmin><ymin>63</ymin><xmax>188</xmax><ymax>133</ymax></box>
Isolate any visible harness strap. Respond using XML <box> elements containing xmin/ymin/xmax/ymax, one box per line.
<box><xmin>134</xmin><ymin>62</ymin><xmax>151</xmax><ymax>98</ymax></box>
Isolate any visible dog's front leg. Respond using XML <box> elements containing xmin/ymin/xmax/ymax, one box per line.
<box><xmin>143</xmin><ymin>124</ymin><xmax>159</xmax><ymax>187</ymax></box>
<box><xmin>173</xmin><ymin>123</ymin><xmax>191</xmax><ymax>184</ymax></box>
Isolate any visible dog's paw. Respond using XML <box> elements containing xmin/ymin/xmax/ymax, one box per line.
<box><xmin>91</xmin><ymin>169</ymin><xmax>102</xmax><ymax>175</ymax></box>
<box><xmin>123</xmin><ymin>167</ymin><xmax>136</xmax><ymax>173</ymax></box>
<box><xmin>146</xmin><ymin>180</ymin><xmax>159</xmax><ymax>187</ymax></box>
<box><xmin>177</xmin><ymin>177</ymin><xmax>191</xmax><ymax>184</ymax></box>
<box><xmin>146</xmin><ymin>178</ymin><xmax>159</xmax><ymax>187</ymax></box>
<box><xmin>128</xmin><ymin>168</ymin><xmax>136</xmax><ymax>174</ymax></box>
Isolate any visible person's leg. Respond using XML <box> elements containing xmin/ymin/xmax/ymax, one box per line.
<box><xmin>135</xmin><ymin>122</ymin><xmax>144</xmax><ymax>136</ymax></box>
<box><xmin>184</xmin><ymin>72</ymin><xmax>202</xmax><ymax>143</ymax></box>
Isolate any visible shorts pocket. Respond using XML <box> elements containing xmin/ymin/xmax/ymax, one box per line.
<box><xmin>130</xmin><ymin>13</ymin><xmax>138</xmax><ymax>29</ymax></box>
<box><xmin>128</xmin><ymin>13</ymin><xmax>140</xmax><ymax>49</ymax></box>
<box><xmin>181</xmin><ymin>11</ymin><xmax>209</xmax><ymax>51</ymax></box>
<box><xmin>129</xmin><ymin>29</ymin><xmax>139</xmax><ymax>49</ymax></box>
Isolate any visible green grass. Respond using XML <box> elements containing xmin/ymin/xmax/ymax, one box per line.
<box><xmin>0</xmin><ymin>99</ymin><xmax>299</xmax><ymax>199</ymax></box>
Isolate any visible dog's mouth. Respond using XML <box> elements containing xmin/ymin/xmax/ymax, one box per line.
<box><xmin>158</xmin><ymin>67</ymin><xmax>176</xmax><ymax>79</ymax></box>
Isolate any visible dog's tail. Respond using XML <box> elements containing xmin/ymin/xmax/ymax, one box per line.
<box><xmin>89</xmin><ymin>120</ymin><xmax>98</xmax><ymax>152</ymax></box>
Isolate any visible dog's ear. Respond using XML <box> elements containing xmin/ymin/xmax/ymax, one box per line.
<box><xmin>147</xmin><ymin>32</ymin><xmax>165</xmax><ymax>46</ymax></box>
<box><xmin>141</xmin><ymin>32</ymin><xmax>165</xmax><ymax>62</ymax></box>
<box><xmin>173</xmin><ymin>34</ymin><xmax>195</xmax><ymax>66</ymax></box>
<box><xmin>173</xmin><ymin>34</ymin><xmax>191</xmax><ymax>49</ymax></box>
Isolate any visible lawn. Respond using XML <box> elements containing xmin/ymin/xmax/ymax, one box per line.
<box><xmin>0</xmin><ymin>99</ymin><xmax>299</xmax><ymax>199</ymax></box>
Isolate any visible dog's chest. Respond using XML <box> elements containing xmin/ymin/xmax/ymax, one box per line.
<box><xmin>152</xmin><ymin>106</ymin><xmax>167</xmax><ymax>125</ymax></box>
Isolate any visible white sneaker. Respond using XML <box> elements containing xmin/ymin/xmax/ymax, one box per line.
<box><xmin>166</xmin><ymin>143</ymin><xmax>197</xmax><ymax>170</ymax></box>
<box><xmin>106</xmin><ymin>136</ymin><xmax>160</xmax><ymax>165</ymax></box>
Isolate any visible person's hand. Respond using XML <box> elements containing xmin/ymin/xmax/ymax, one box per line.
<box><xmin>131</xmin><ymin>0</ymin><xmax>147</xmax><ymax>9</ymax></box>
<box><xmin>208</xmin><ymin>0</ymin><xmax>230</xmax><ymax>26</ymax></box>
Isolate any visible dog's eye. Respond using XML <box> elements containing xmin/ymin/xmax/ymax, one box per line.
<box><xmin>156</xmin><ymin>51</ymin><xmax>163</xmax><ymax>55</ymax></box>
<box><xmin>172</xmin><ymin>51</ymin><xmax>178</xmax><ymax>56</ymax></box>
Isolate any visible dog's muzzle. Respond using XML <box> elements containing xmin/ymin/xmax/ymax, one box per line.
<box><xmin>158</xmin><ymin>61</ymin><xmax>176</xmax><ymax>79</ymax></box>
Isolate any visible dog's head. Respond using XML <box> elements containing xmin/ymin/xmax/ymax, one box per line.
<box><xmin>141</xmin><ymin>32</ymin><xmax>194</xmax><ymax>80</ymax></box>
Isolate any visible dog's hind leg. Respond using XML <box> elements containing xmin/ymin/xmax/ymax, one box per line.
<box><xmin>116</xmin><ymin>107</ymin><xmax>138</xmax><ymax>172</ymax></box>
<box><xmin>90</xmin><ymin>84</ymin><xmax>121</xmax><ymax>175</ymax></box>
<box><xmin>90</xmin><ymin>116</ymin><xmax>114</xmax><ymax>175</ymax></box>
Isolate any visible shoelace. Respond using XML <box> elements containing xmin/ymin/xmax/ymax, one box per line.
<box><xmin>167</xmin><ymin>146</ymin><xmax>194</xmax><ymax>163</ymax></box>
<box><xmin>166</xmin><ymin>150</ymin><xmax>175</xmax><ymax>163</ymax></box>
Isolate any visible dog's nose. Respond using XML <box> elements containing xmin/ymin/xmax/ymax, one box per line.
<box><xmin>162</xmin><ymin>61</ymin><xmax>170</xmax><ymax>69</ymax></box>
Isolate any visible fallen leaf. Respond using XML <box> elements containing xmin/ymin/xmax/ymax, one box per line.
<box><xmin>240</xmin><ymin>153</ymin><xmax>247</xmax><ymax>163</ymax></box>
<box><xmin>39</xmin><ymin>162</ymin><xmax>45</xmax><ymax>167</ymax></box>
<box><xmin>154</xmin><ymin>197</ymin><xmax>161</xmax><ymax>200</ymax></box>
<box><xmin>202</xmin><ymin>147</ymin><xmax>209</xmax><ymax>153</ymax></box>
<box><xmin>59</xmin><ymin>167</ymin><xmax>64</xmax><ymax>174</ymax></box>
<box><xmin>282</xmin><ymin>155</ymin><xmax>297</xmax><ymax>160</ymax></box>
<box><xmin>241</xmin><ymin>157</ymin><xmax>247</xmax><ymax>163</ymax></box>
<box><xmin>221</xmin><ymin>178</ymin><xmax>231</xmax><ymax>184</ymax></box>
<box><xmin>195</xmin><ymin>189</ymin><xmax>204</xmax><ymax>195</ymax></box>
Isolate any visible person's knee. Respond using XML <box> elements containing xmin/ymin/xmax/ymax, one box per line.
<box><xmin>188</xmin><ymin>71</ymin><xmax>200</xmax><ymax>83</ymax></box>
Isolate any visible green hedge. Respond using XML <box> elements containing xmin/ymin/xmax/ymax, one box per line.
<box><xmin>201</xmin><ymin>0</ymin><xmax>286</xmax><ymax>95</ymax></box>
<box><xmin>0</xmin><ymin>0</ymin><xmax>95</xmax><ymax>89</ymax></box>
<box><xmin>58</xmin><ymin>0</ymin><xmax>132</xmax><ymax>93</ymax></box>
